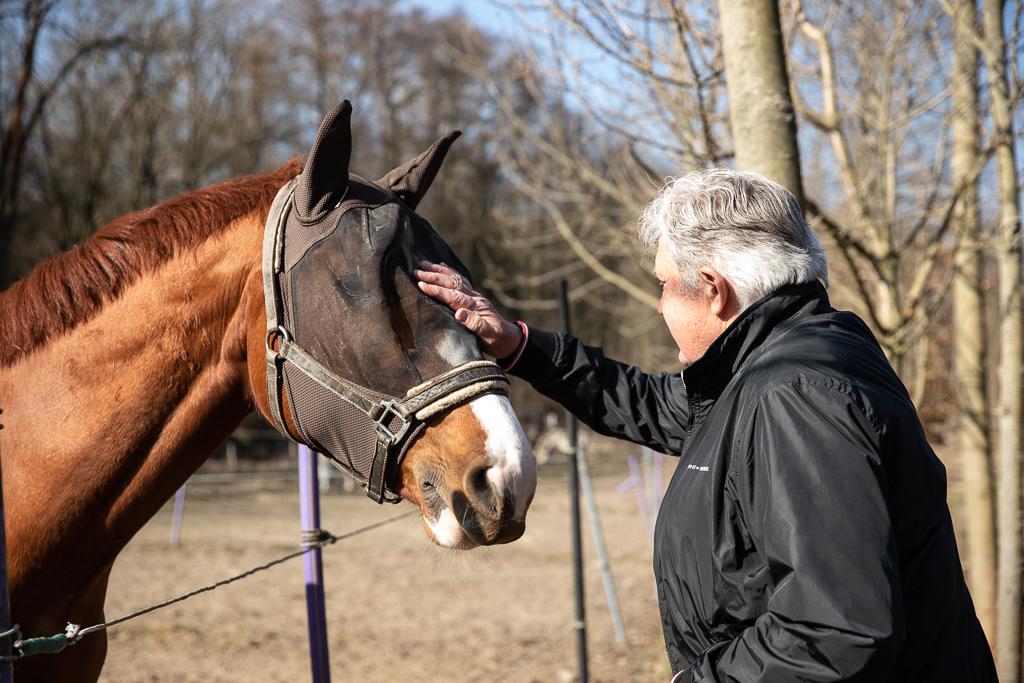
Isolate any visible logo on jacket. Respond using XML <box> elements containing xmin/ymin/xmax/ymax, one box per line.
<box><xmin>686</xmin><ymin>463</ymin><xmax>709</xmax><ymax>472</ymax></box>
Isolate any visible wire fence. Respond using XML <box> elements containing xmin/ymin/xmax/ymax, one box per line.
<box><xmin>3</xmin><ymin>447</ymin><xmax>642</xmax><ymax>680</ymax></box>
<box><xmin>2</xmin><ymin>510</ymin><xmax>417</xmax><ymax>662</ymax></box>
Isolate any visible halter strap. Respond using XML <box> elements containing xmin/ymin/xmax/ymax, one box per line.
<box><xmin>262</xmin><ymin>178</ymin><xmax>298</xmax><ymax>438</ymax></box>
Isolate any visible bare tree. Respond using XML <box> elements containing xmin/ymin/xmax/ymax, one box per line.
<box><xmin>2</xmin><ymin>0</ymin><xmax>515</xmax><ymax>289</ymax></box>
<box><xmin>719</xmin><ymin>0</ymin><xmax>803</xmax><ymax>201</ymax></box>
<box><xmin>950</xmin><ymin>0</ymin><xmax>995</xmax><ymax>644</ymax></box>
<box><xmin>469</xmin><ymin>0</ymin><xmax>990</xmax><ymax>404</ymax></box>
<box><xmin>978</xmin><ymin>0</ymin><xmax>1024</xmax><ymax>676</ymax></box>
<box><xmin>940</xmin><ymin>0</ymin><xmax>1024</xmax><ymax>673</ymax></box>
<box><xmin>789</xmin><ymin>0</ymin><xmax>990</xmax><ymax>391</ymax></box>
<box><xmin>0</xmin><ymin>0</ymin><xmax>130</xmax><ymax>284</ymax></box>
<box><xmin>450</xmin><ymin>1</ymin><xmax>733</xmax><ymax>367</ymax></box>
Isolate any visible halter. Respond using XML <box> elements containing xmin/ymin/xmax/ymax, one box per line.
<box><xmin>261</xmin><ymin>178</ymin><xmax>510</xmax><ymax>503</ymax></box>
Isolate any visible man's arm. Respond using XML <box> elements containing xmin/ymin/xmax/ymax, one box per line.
<box><xmin>415</xmin><ymin>262</ymin><xmax>691</xmax><ymax>455</ymax></box>
<box><xmin>694</xmin><ymin>381</ymin><xmax>905</xmax><ymax>682</ymax></box>
<box><xmin>505</xmin><ymin>325</ymin><xmax>690</xmax><ymax>454</ymax></box>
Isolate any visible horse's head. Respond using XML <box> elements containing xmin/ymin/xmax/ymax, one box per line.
<box><xmin>248</xmin><ymin>101</ymin><xmax>536</xmax><ymax>549</ymax></box>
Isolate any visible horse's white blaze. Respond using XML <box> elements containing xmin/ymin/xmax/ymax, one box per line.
<box><xmin>469</xmin><ymin>393</ymin><xmax>537</xmax><ymax>520</ymax></box>
<box><xmin>427</xmin><ymin>507</ymin><xmax>473</xmax><ymax>548</ymax></box>
<box><xmin>436</xmin><ymin>328</ymin><xmax>476</xmax><ymax>365</ymax></box>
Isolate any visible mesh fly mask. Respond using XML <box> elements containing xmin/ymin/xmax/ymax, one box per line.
<box><xmin>261</xmin><ymin>101</ymin><xmax>509</xmax><ymax>503</ymax></box>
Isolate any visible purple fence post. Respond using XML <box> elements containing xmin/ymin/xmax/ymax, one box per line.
<box><xmin>299</xmin><ymin>445</ymin><xmax>331</xmax><ymax>683</ymax></box>
<box><xmin>652</xmin><ymin>450</ymin><xmax>665</xmax><ymax>513</ymax></box>
<box><xmin>0</xmin><ymin>411</ymin><xmax>13</xmax><ymax>683</ymax></box>
<box><xmin>627</xmin><ymin>456</ymin><xmax>652</xmax><ymax>536</ymax></box>
<box><xmin>169</xmin><ymin>483</ymin><xmax>187</xmax><ymax>547</ymax></box>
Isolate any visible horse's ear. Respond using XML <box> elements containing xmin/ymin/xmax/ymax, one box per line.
<box><xmin>296</xmin><ymin>100</ymin><xmax>352</xmax><ymax>222</ymax></box>
<box><xmin>378</xmin><ymin>131</ymin><xmax>461</xmax><ymax>210</ymax></box>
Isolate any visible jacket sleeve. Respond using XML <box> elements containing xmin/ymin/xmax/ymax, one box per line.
<box><xmin>507</xmin><ymin>326</ymin><xmax>690</xmax><ymax>455</ymax></box>
<box><xmin>693</xmin><ymin>381</ymin><xmax>905</xmax><ymax>682</ymax></box>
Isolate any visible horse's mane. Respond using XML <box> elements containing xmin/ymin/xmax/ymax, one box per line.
<box><xmin>0</xmin><ymin>157</ymin><xmax>303</xmax><ymax>368</ymax></box>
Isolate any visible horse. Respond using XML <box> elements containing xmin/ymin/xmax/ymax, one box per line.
<box><xmin>0</xmin><ymin>100</ymin><xmax>537</xmax><ymax>682</ymax></box>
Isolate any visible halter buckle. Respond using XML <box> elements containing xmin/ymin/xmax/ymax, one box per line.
<box><xmin>372</xmin><ymin>400</ymin><xmax>409</xmax><ymax>443</ymax></box>
<box><xmin>368</xmin><ymin>401</ymin><xmax>414</xmax><ymax>504</ymax></box>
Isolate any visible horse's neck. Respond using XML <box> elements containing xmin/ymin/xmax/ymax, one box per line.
<box><xmin>0</xmin><ymin>215</ymin><xmax>264</xmax><ymax>597</ymax></box>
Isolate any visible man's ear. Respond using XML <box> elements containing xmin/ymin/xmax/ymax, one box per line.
<box><xmin>698</xmin><ymin>267</ymin><xmax>732</xmax><ymax>318</ymax></box>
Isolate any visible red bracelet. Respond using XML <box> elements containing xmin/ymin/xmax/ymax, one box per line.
<box><xmin>500</xmin><ymin>321</ymin><xmax>529</xmax><ymax>371</ymax></box>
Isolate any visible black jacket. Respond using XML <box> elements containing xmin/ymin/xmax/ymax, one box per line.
<box><xmin>510</xmin><ymin>282</ymin><xmax>995</xmax><ymax>682</ymax></box>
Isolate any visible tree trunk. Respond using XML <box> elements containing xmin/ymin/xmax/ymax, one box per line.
<box><xmin>952</xmin><ymin>0</ymin><xmax>996</xmax><ymax>644</ymax></box>
<box><xmin>718</xmin><ymin>0</ymin><xmax>803</xmax><ymax>204</ymax></box>
<box><xmin>983</xmin><ymin>0</ymin><xmax>1024</xmax><ymax>679</ymax></box>
<box><xmin>0</xmin><ymin>1</ymin><xmax>49</xmax><ymax>287</ymax></box>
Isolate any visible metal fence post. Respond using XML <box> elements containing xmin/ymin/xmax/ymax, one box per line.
<box><xmin>299</xmin><ymin>445</ymin><xmax>331</xmax><ymax>683</ymax></box>
<box><xmin>558</xmin><ymin>280</ymin><xmax>589</xmax><ymax>683</ymax></box>
<box><xmin>169</xmin><ymin>484</ymin><xmax>187</xmax><ymax>548</ymax></box>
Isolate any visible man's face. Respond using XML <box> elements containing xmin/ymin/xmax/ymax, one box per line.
<box><xmin>654</xmin><ymin>241</ymin><xmax>724</xmax><ymax>366</ymax></box>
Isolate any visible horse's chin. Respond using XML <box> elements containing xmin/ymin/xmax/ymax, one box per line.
<box><xmin>424</xmin><ymin>506</ymin><xmax>479</xmax><ymax>550</ymax></box>
<box><xmin>428</xmin><ymin>532</ymin><xmax>479</xmax><ymax>551</ymax></box>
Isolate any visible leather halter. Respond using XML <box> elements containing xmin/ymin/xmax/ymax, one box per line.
<box><xmin>261</xmin><ymin>177</ymin><xmax>510</xmax><ymax>503</ymax></box>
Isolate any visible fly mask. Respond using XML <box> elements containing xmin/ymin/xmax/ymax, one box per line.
<box><xmin>262</xmin><ymin>101</ymin><xmax>509</xmax><ymax>503</ymax></box>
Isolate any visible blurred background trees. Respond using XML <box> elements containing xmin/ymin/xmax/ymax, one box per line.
<box><xmin>2</xmin><ymin>0</ymin><xmax>1022</xmax><ymax>676</ymax></box>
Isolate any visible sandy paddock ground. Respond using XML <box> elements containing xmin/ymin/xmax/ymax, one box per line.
<box><xmin>99</xmin><ymin>461</ymin><xmax>674</xmax><ymax>682</ymax></box>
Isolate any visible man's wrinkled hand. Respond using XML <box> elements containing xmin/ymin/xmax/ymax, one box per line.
<box><xmin>414</xmin><ymin>261</ymin><xmax>523</xmax><ymax>359</ymax></box>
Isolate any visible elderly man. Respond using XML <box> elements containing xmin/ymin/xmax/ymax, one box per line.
<box><xmin>415</xmin><ymin>169</ymin><xmax>995</xmax><ymax>682</ymax></box>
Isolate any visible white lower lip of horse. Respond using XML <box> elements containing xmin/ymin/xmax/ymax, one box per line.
<box><xmin>469</xmin><ymin>394</ymin><xmax>537</xmax><ymax>521</ymax></box>
<box><xmin>427</xmin><ymin>507</ymin><xmax>475</xmax><ymax>549</ymax></box>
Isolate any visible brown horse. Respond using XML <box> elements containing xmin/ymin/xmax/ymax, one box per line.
<box><xmin>0</xmin><ymin>102</ymin><xmax>536</xmax><ymax>682</ymax></box>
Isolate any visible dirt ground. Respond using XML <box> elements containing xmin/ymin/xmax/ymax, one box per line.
<box><xmin>99</xmin><ymin>459</ymin><xmax>674</xmax><ymax>683</ymax></box>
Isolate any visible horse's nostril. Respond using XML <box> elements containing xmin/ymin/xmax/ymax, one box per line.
<box><xmin>465</xmin><ymin>465</ymin><xmax>499</xmax><ymax>513</ymax></box>
<box><xmin>468</xmin><ymin>464</ymin><xmax>487</xmax><ymax>491</ymax></box>
<box><xmin>468</xmin><ymin>465</ymin><xmax>488</xmax><ymax>491</ymax></box>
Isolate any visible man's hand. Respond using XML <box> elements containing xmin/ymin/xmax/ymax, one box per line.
<box><xmin>414</xmin><ymin>261</ymin><xmax>523</xmax><ymax>359</ymax></box>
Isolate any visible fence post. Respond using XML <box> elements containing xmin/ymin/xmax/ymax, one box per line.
<box><xmin>557</xmin><ymin>280</ymin><xmax>628</xmax><ymax>646</ymax></box>
<box><xmin>169</xmin><ymin>484</ymin><xmax>187</xmax><ymax>548</ymax></box>
<box><xmin>0</xmin><ymin>408</ymin><xmax>13</xmax><ymax>683</ymax></box>
<box><xmin>576</xmin><ymin>446</ymin><xmax>627</xmax><ymax>644</ymax></box>
<box><xmin>299</xmin><ymin>445</ymin><xmax>331</xmax><ymax>683</ymax></box>
<box><xmin>558</xmin><ymin>279</ymin><xmax>589</xmax><ymax>683</ymax></box>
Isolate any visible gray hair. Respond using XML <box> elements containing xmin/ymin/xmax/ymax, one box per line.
<box><xmin>637</xmin><ymin>168</ymin><xmax>828</xmax><ymax>310</ymax></box>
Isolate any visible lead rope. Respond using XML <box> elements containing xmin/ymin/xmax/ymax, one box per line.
<box><xmin>0</xmin><ymin>509</ymin><xmax>417</xmax><ymax>661</ymax></box>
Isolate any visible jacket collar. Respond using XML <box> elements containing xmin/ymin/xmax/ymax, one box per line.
<box><xmin>681</xmin><ymin>280</ymin><xmax>832</xmax><ymax>408</ymax></box>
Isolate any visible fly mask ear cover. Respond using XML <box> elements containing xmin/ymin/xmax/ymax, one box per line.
<box><xmin>261</xmin><ymin>103</ymin><xmax>510</xmax><ymax>504</ymax></box>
